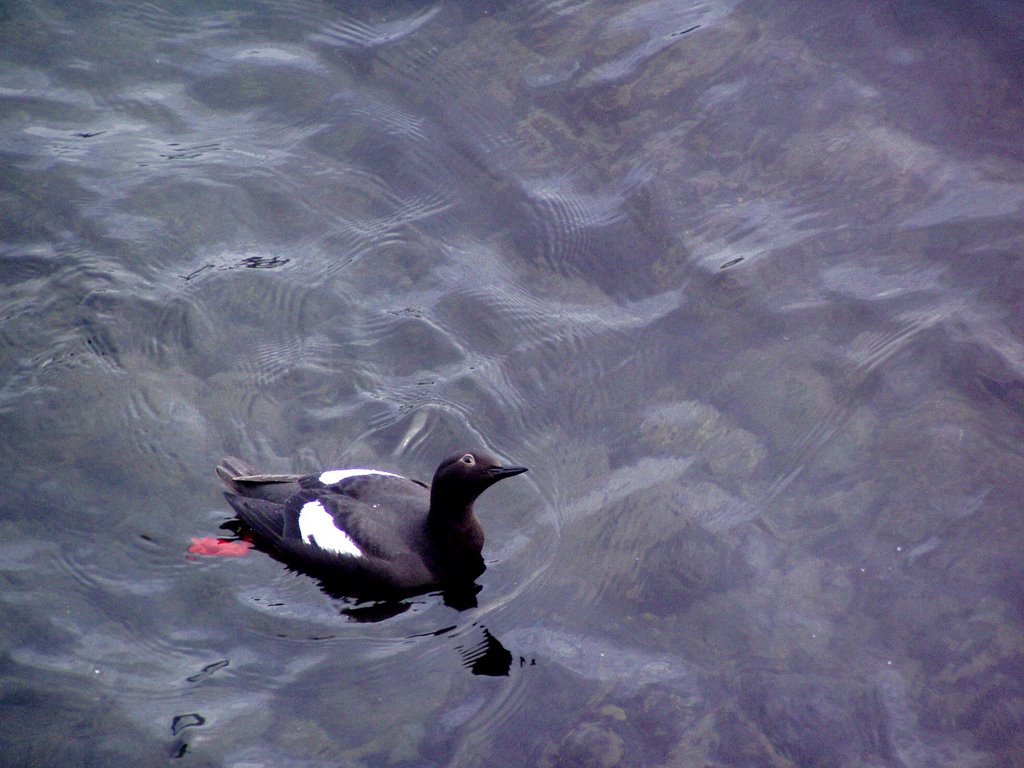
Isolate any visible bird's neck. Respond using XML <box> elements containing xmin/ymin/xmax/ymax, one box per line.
<box><xmin>425</xmin><ymin>498</ymin><xmax>485</xmax><ymax>581</ymax></box>
<box><xmin>427</xmin><ymin>492</ymin><xmax>484</xmax><ymax>552</ymax></box>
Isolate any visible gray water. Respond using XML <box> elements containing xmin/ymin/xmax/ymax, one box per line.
<box><xmin>2</xmin><ymin>1</ymin><xmax>1023</xmax><ymax>766</ymax></box>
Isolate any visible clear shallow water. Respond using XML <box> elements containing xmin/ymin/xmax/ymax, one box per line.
<box><xmin>2</xmin><ymin>0</ymin><xmax>1023</xmax><ymax>765</ymax></box>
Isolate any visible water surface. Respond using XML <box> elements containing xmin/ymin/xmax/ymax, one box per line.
<box><xmin>2</xmin><ymin>1</ymin><xmax>1023</xmax><ymax>765</ymax></box>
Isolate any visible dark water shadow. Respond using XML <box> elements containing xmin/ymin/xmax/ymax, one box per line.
<box><xmin>214</xmin><ymin>519</ymin><xmax>512</xmax><ymax>675</ymax></box>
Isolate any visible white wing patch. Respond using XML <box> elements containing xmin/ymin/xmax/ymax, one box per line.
<box><xmin>298</xmin><ymin>500</ymin><xmax>363</xmax><ymax>557</ymax></box>
<box><xmin>319</xmin><ymin>468</ymin><xmax>401</xmax><ymax>485</ymax></box>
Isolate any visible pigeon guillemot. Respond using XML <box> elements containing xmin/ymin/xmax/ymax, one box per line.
<box><xmin>216</xmin><ymin>450</ymin><xmax>528</xmax><ymax>598</ymax></box>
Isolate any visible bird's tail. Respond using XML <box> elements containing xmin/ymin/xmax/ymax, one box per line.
<box><xmin>216</xmin><ymin>455</ymin><xmax>261</xmax><ymax>491</ymax></box>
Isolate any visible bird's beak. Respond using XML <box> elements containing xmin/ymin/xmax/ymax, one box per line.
<box><xmin>488</xmin><ymin>465</ymin><xmax>529</xmax><ymax>479</ymax></box>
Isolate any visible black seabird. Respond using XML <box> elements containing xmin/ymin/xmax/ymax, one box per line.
<box><xmin>216</xmin><ymin>450</ymin><xmax>528</xmax><ymax>599</ymax></box>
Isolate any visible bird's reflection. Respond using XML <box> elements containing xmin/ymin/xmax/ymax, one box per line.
<box><xmin>455</xmin><ymin>624</ymin><xmax>513</xmax><ymax>677</ymax></box>
<box><xmin>217</xmin><ymin>520</ymin><xmax>514</xmax><ymax>675</ymax></box>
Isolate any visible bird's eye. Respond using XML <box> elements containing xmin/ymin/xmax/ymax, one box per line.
<box><xmin>461</xmin><ymin>454</ymin><xmax>475</xmax><ymax>465</ymax></box>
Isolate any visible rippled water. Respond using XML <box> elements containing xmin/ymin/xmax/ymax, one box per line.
<box><xmin>2</xmin><ymin>1</ymin><xmax>1023</xmax><ymax>765</ymax></box>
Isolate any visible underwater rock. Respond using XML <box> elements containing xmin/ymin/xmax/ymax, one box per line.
<box><xmin>632</xmin><ymin>524</ymin><xmax>745</xmax><ymax>616</ymax></box>
<box><xmin>541</xmin><ymin>721</ymin><xmax>623</xmax><ymax>768</ymax></box>
<box><xmin>640</xmin><ymin>400</ymin><xmax>766</xmax><ymax>483</ymax></box>
<box><xmin>739</xmin><ymin>672</ymin><xmax>896</xmax><ymax>767</ymax></box>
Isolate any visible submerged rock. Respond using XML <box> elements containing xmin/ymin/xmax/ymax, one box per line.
<box><xmin>640</xmin><ymin>400</ymin><xmax>767</xmax><ymax>483</ymax></box>
<box><xmin>632</xmin><ymin>524</ymin><xmax>747</xmax><ymax>616</ymax></box>
<box><xmin>541</xmin><ymin>721</ymin><xmax>623</xmax><ymax>768</ymax></box>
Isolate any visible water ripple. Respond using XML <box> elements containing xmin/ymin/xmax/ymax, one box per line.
<box><xmin>311</xmin><ymin>6</ymin><xmax>442</xmax><ymax>49</ymax></box>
